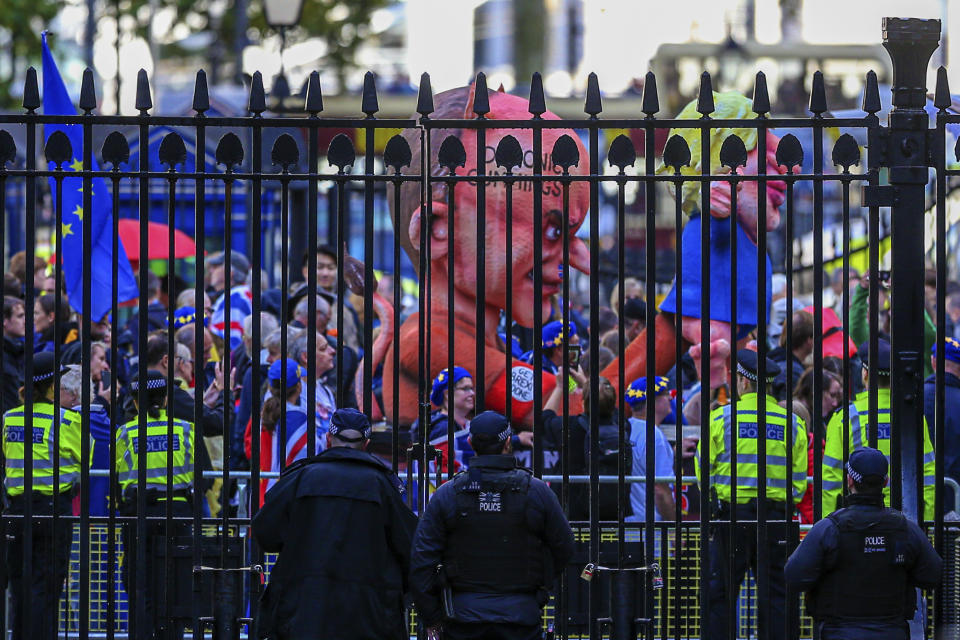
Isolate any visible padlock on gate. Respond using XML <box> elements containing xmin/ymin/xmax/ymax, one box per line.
<box><xmin>580</xmin><ymin>562</ymin><xmax>597</xmax><ymax>582</ymax></box>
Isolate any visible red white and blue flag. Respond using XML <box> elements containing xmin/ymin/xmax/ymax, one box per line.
<box><xmin>211</xmin><ymin>285</ymin><xmax>253</xmax><ymax>350</ymax></box>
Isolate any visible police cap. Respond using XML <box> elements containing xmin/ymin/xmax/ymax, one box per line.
<box><xmin>469</xmin><ymin>411</ymin><xmax>513</xmax><ymax>443</ymax></box>
<box><xmin>31</xmin><ymin>351</ymin><xmax>68</xmax><ymax>384</ymax></box>
<box><xmin>328</xmin><ymin>408</ymin><xmax>372</xmax><ymax>442</ymax></box>
<box><xmin>846</xmin><ymin>446</ymin><xmax>888</xmax><ymax>484</ymax></box>
<box><xmin>735</xmin><ymin>349</ymin><xmax>780</xmax><ymax>384</ymax></box>
<box><xmin>130</xmin><ymin>370</ymin><xmax>167</xmax><ymax>392</ymax></box>
<box><xmin>858</xmin><ymin>338</ymin><xmax>891</xmax><ymax>374</ymax></box>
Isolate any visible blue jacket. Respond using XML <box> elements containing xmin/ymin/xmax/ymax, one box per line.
<box><xmin>922</xmin><ymin>371</ymin><xmax>960</xmax><ymax>489</ymax></box>
<box><xmin>409</xmin><ymin>455</ymin><xmax>574</xmax><ymax>627</ymax></box>
<box><xmin>785</xmin><ymin>496</ymin><xmax>941</xmax><ymax>640</ymax></box>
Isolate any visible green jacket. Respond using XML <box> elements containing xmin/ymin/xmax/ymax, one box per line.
<box><xmin>849</xmin><ymin>284</ymin><xmax>936</xmax><ymax>378</ymax></box>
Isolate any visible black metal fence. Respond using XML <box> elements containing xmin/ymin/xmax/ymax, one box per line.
<box><xmin>0</xmin><ymin>14</ymin><xmax>957</xmax><ymax>640</ymax></box>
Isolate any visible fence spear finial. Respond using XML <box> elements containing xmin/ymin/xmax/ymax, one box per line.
<box><xmin>305</xmin><ymin>71</ymin><xmax>323</xmax><ymax>114</ymax></box>
<box><xmin>697</xmin><ymin>72</ymin><xmax>714</xmax><ymax>115</ymax></box>
<box><xmin>935</xmin><ymin>66</ymin><xmax>951</xmax><ymax>111</ymax></box>
<box><xmin>584</xmin><ymin>72</ymin><xmax>602</xmax><ymax>117</ymax></box>
<box><xmin>361</xmin><ymin>71</ymin><xmax>379</xmax><ymax>118</ymax></box>
<box><xmin>809</xmin><ymin>70</ymin><xmax>828</xmax><ymax>115</ymax></box>
<box><xmin>528</xmin><ymin>72</ymin><xmax>546</xmax><ymax>117</ymax></box>
<box><xmin>22</xmin><ymin>67</ymin><xmax>40</xmax><ymax>112</ymax></box>
<box><xmin>79</xmin><ymin>68</ymin><xmax>97</xmax><ymax>113</ymax></box>
<box><xmin>641</xmin><ymin>71</ymin><xmax>659</xmax><ymax>117</ymax></box>
<box><xmin>752</xmin><ymin>71</ymin><xmax>770</xmax><ymax>115</ymax></box>
<box><xmin>248</xmin><ymin>71</ymin><xmax>266</xmax><ymax>114</ymax></box>
<box><xmin>472</xmin><ymin>72</ymin><xmax>490</xmax><ymax>117</ymax></box>
<box><xmin>416</xmin><ymin>72</ymin><xmax>434</xmax><ymax>117</ymax></box>
<box><xmin>862</xmin><ymin>70</ymin><xmax>881</xmax><ymax>114</ymax></box>
<box><xmin>193</xmin><ymin>70</ymin><xmax>210</xmax><ymax>114</ymax></box>
<box><xmin>135</xmin><ymin>69</ymin><xmax>152</xmax><ymax>112</ymax></box>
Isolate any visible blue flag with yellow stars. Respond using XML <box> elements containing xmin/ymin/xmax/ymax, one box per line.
<box><xmin>41</xmin><ymin>33</ymin><xmax>138</xmax><ymax>320</ymax></box>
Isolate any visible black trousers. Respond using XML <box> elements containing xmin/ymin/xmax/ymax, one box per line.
<box><xmin>705</xmin><ymin>503</ymin><xmax>798</xmax><ymax>640</ymax></box>
<box><xmin>444</xmin><ymin>621</ymin><xmax>542</xmax><ymax>640</ymax></box>
<box><xmin>121</xmin><ymin>499</ymin><xmax>192</xmax><ymax>640</ymax></box>
<box><xmin>5</xmin><ymin>493</ymin><xmax>73</xmax><ymax>640</ymax></box>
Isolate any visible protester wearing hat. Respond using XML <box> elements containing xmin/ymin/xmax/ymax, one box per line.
<box><xmin>410</xmin><ymin>367</ymin><xmax>477</xmax><ymax>475</ymax></box>
<box><xmin>924</xmin><ymin>338</ymin><xmax>960</xmax><ymax>503</ymax></box>
<box><xmin>2</xmin><ymin>351</ymin><xmax>83</xmax><ymax>639</ymax></box>
<box><xmin>253</xmin><ymin>407</ymin><xmax>417</xmax><ymax>640</ymax></box>
<box><xmin>624</xmin><ymin>376</ymin><xmax>676</xmax><ymax>522</ymax></box>
<box><xmin>247</xmin><ymin>358</ymin><xmax>309</xmax><ymax>506</ymax></box>
<box><xmin>697</xmin><ymin>349</ymin><xmax>808</xmax><ymax>640</ymax></box>
<box><xmin>520</xmin><ymin>319</ymin><xmax>580</xmax><ymax>375</ymax></box>
<box><xmin>410</xmin><ymin>410</ymin><xmax>574</xmax><ymax>640</ymax></box>
<box><xmin>116</xmin><ymin>368</ymin><xmax>198</xmax><ymax>638</ymax></box>
<box><xmin>786</xmin><ymin>446</ymin><xmax>941</xmax><ymax>639</ymax></box>
<box><xmin>822</xmin><ymin>338</ymin><xmax>936</xmax><ymax>521</ymax></box>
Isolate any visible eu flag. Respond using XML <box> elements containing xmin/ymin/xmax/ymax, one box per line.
<box><xmin>41</xmin><ymin>33</ymin><xmax>138</xmax><ymax>320</ymax></box>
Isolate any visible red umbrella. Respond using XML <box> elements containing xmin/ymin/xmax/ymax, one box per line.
<box><xmin>118</xmin><ymin>219</ymin><xmax>196</xmax><ymax>262</ymax></box>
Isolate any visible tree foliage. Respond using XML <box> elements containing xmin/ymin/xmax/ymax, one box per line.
<box><xmin>0</xmin><ymin>0</ymin><xmax>61</xmax><ymax>108</ymax></box>
<box><xmin>127</xmin><ymin>0</ymin><xmax>391</xmax><ymax>87</ymax></box>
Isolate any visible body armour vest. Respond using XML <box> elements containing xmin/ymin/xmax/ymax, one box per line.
<box><xmin>442</xmin><ymin>465</ymin><xmax>546</xmax><ymax>593</ymax></box>
<box><xmin>807</xmin><ymin>506</ymin><xmax>914</xmax><ymax>622</ymax></box>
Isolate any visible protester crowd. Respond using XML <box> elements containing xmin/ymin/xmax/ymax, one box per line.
<box><xmin>2</xmin><ymin>233</ymin><xmax>958</xmax><ymax>525</ymax></box>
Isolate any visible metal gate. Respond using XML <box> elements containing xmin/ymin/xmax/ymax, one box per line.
<box><xmin>0</xmin><ymin>14</ymin><xmax>956</xmax><ymax>640</ymax></box>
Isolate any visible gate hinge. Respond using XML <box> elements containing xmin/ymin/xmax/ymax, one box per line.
<box><xmin>861</xmin><ymin>184</ymin><xmax>898</xmax><ymax>207</ymax></box>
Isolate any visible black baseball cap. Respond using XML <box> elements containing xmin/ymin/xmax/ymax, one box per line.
<box><xmin>328</xmin><ymin>408</ymin><xmax>372</xmax><ymax>442</ymax></box>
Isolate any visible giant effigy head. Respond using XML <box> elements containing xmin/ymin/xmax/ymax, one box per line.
<box><xmin>658</xmin><ymin>91</ymin><xmax>787</xmax><ymax>244</ymax></box>
<box><xmin>390</xmin><ymin>85</ymin><xmax>590</xmax><ymax>328</ymax></box>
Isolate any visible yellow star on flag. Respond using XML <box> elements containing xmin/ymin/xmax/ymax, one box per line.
<box><xmin>68</xmin><ymin>158</ymin><xmax>83</xmax><ymax>172</ymax></box>
<box><xmin>61</xmin><ymin>222</ymin><xmax>73</xmax><ymax>237</ymax></box>
<box><xmin>72</xmin><ymin>205</ymin><xmax>84</xmax><ymax>221</ymax></box>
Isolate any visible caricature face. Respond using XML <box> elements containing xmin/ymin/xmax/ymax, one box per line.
<box><xmin>734</xmin><ymin>131</ymin><xmax>788</xmax><ymax>244</ymax></box>
<box><xmin>424</xmin><ymin>106</ymin><xmax>591</xmax><ymax>328</ymax></box>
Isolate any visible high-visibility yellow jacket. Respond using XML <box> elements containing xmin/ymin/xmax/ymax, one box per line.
<box><xmin>116</xmin><ymin>410</ymin><xmax>196</xmax><ymax>500</ymax></box>
<box><xmin>821</xmin><ymin>388</ymin><xmax>935</xmax><ymax>521</ymax></box>
<box><xmin>696</xmin><ymin>393</ymin><xmax>808</xmax><ymax>505</ymax></box>
<box><xmin>2</xmin><ymin>402</ymin><xmax>84</xmax><ymax>497</ymax></box>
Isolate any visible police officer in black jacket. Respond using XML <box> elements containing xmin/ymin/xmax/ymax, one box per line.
<box><xmin>410</xmin><ymin>411</ymin><xmax>575</xmax><ymax>640</ymax></box>
<box><xmin>252</xmin><ymin>408</ymin><xmax>418</xmax><ymax>640</ymax></box>
<box><xmin>785</xmin><ymin>447</ymin><xmax>942</xmax><ymax>640</ymax></box>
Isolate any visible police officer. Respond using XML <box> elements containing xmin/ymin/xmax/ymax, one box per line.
<box><xmin>116</xmin><ymin>369</ymin><xmax>196</xmax><ymax>639</ymax></box>
<box><xmin>697</xmin><ymin>349</ymin><xmax>808</xmax><ymax>640</ymax></box>
<box><xmin>786</xmin><ymin>447</ymin><xmax>941</xmax><ymax>639</ymax></box>
<box><xmin>822</xmin><ymin>339</ymin><xmax>936</xmax><ymax>519</ymax></box>
<box><xmin>409</xmin><ymin>411</ymin><xmax>574</xmax><ymax>640</ymax></box>
<box><xmin>2</xmin><ymin>351</ymin><xmax>82</xmax><ymax>639</ymax></box>
<box><xmin>252</xmin><ymin>408</ymin><xmax>417</xmax><ymax>640</ymax></box>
